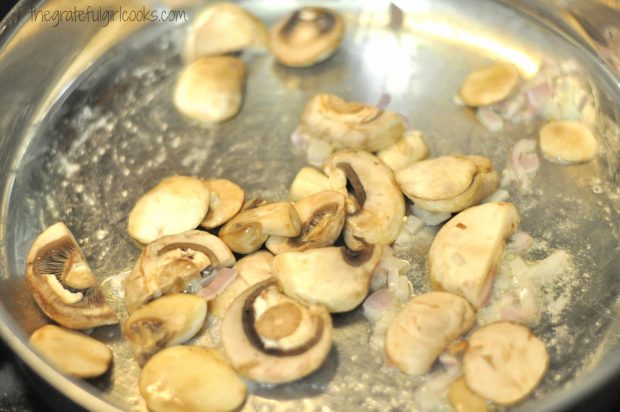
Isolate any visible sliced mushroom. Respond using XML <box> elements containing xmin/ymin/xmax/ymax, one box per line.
<box><xmin>184</xmin><ymin>3</ymin><xmax>268</xmax><ymax>61</ymax></box>
<box><xmin>29</xmin><ymin>324</ymin><xmax>113</xmax><ymax>378</ymax></box>
<box><xmin>266</xmin><ymin>191</ymin><xmax>346</xmax><ymax>254</ymax></box>
<box><xmin>539</xmin><ymin>120</ymin><xmax>597</xmax><ymax>164</ymax></box>
<box><xmin>128</xmin><ymin>176</ymin><xmax>210</xmax><ymax>244</ymax></box>
<box><xmin>301</xmin><ymin>94</ymin><xmax>406</xmax><ymax>152</ymax></box>
<box><xmin>384</xmin><ymin>292</ymin><xmax>475</xmax><ymax>375</ymax></box>
<box><xmin>25</xmin><ymin>222</ymin><xmax>117</xmax><ymax>329</ymax></box>
<box><xmin>200</xmin><ymin>179</ymin><xmax>244</xmax><ymax>229</ymax></box>
<box><xmin>449</xmin><ymin>377</ymin><xmax>489</xmax><ymax>412</ymax></box>
<box><xmin>459</xmin><ymin>64</ymin><xmax>520</xmax><ymax>107</ymax></box>
<box><xmin>124</xmin><ymin>230</ymin><xmax>235</xmax><ymax>313</ymax></box>
<box><xmin>124</xmin><ymin>293</ymin><xmax>207</xmax><ymax>365</ymax></box>
<box><xmin>429</xmin><ymin>202</ymin><xmax>519</xmax><ymax>308</ymax></box>
<box><xmin>289</xmin><ymin>166</ymin><xmax>331</xmax><ymax>201</ymax></box>
<box><xmin>273</xmin><ymin>245</ymin><xmax>382</xmax><ymax>313</ymax></box>
<box><xmin>209</xmin><ymin>251</ymin><xmax>274</xmax><ymax>318</ymax></box>
<box><xmin>463</xmin><ymin>322</ymin><xmax>548</xmax><ymax>405</ymax></box>
<box><xmin>221</xmin><ymin>279</ymin><xmax>332</xmax><ymax>383</ymax></box>
<box><xmin>219</xmin><ymin>201</ymin><xmax>302</xmax><ymax>254</ymax></box>
<box><xmin>174</xmin><ymin>56</ymin><xmax>246</xmax><ymax>123</ymax></box>
<box><xmin>140</xmin><ymin>346</ymin><xmax>247</xmax><ymax>412</ymax></box>
<box><xmin>376</xmin><ymin>130</ymin><xmax>430</xmax><ymax>172</ymax></box>
<box><xmin>324</xmin><ymin>150</ymin><xmax>405</xmax><ymax>249</ymax></box>
<box><xmin>270</xmin><ymin>7</ymin><xmax>344</xmax><ymax>67</ymax></box>
<box><xmin>396</xmin><ymin>155</ymin><xmax>499</xmax><ymax>213</ymax></box>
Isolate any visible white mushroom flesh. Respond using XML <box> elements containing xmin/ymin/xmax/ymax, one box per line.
<box><xmin>174</xmin><ymin>56</ymin><xmax>246</xmax><ymax>123</ymax></box>
<box><xmin>200</xmin><ymin>178</ymin><xmax>244</xmax><ymax>229</ymax></box>
<box><xmin>289</xmin><ymin>166</ymin><xmax>332</xmax><ymax>201</ymax></box>
<box><xmin>377</xmin><ymin>130</ymin><xmax>430</xmax><ymax>172</ymax></box>
<box><xmin>463</xmin><ymin>322</ymin><xmax>548</xmax><ymax>405</ymax></box>
<box><xmin>459</xmin><ymin>64</ymin><xmax>520</xmax><ymax>107</ymax></box>
<box><xmin>30</xmin><ymin>324</ymin><xmax>113</xmax><ymax>378</ymax></box>
<box><xmin>384</xmin><ymin>292</ymin><xmax>475</xmax><ymax>375</ymax></box>
<box><xmin>539</xmin><ymin>120</ymin><xmax>597</xmax><ymax>163</ymax></box>
<box><xmin>396</xmin><ymin>155</ymin><xmax>499</xmax><ymax>213</ymax></box>
<box><xmin>128</xmin><ymin>176</ymin><xmax>210</xmax><ymax>244</ymax></box>
<box><xmin>140</xmin><ymin>346</ymin><xmax>247</xmax><ymax>412</ymax></box>
<box><xmin>429</xmin><ymin>202</ymin><xmax>519</xmax><ymax>308</ymax></box>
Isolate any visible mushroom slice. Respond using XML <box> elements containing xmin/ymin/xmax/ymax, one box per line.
<box><xmin>385</xmin><ymin>292</ymin><xmax>475</xmax><ymax>375</ymax></box>
<box><xmin>449</xmin><ymin>377</ymin><xmax>489</xmax><ymax>412</ymax></box>
<box><xmin>463</xmin><ymin>322</ymin><xmax>548</xmax><ymax>405</ymax></box>
<box><xmin>266</xmin><ymin>191</ymin><xmax>346</xmax><ymax>254</ymax></box>
<box><xmin>289</xmin><ymin>166</ymin><xmax>331</xmax><ymax>201</ymax></box>
<box><xmin>270</xmin><ymin>7</ymin><xmax>344</xmax><ymax>67</ymax></box>
<box><xmin>174</xmin><ymin>56</ymin><xmax>246</xmax><ymax>123</ymax></box>
<box><xmin>25</xmin><ymin>222</ymin><xmax>117</xmax><ymax>329</ymax></box>
<box><xmin>124</xmin><ymin>230</ymin><xmax>235</xmax><ymax>313</ymax></box>
<box><xmin>301</xmin><ymin>94</ymin><xmax>406</xmax><ymax>152</ymax></box>
<box><xmin>221</xmin><ymin>279</ymin><xmax>332</xmax><ymax>383</ymax></box>
<box><xmin>396</xmin><ymin>155</ymin><xmax>499</xmax><ymax>213</ymax></box>
<box><xmin>429</xmin><ymin>202</ymin><xmax>519</xmax><ymax>308</ymax></box>
<box><xmin>539</xmin><ymin>120</ymin><xmax>598</xmax><ymax>164</ymax></box>
<box><xmin>30</xmin><ymin>325</ymin><xmax>113</xmax><ymax>378</ymax></box>
<box><xmin>324</xmin><ymin>150</ymin><xmax>405</xmax><ymax>249</ymax></box>
<box><xmin>459</xmin><ymin>64</ymin><xmax>520</xmax><ymax>107</ymax></box>
<box><xmin>124</xmin><ymin>293</ymin><xmax>207</xmax><ymax>365</ymax></box>
<box><xmin>273</xmin><ymin>245</ymin><xmax>382</xmax><ymax>313</ymax></box>
<box><xmin>140</xmin><ymin>346</ymin><xmax>247</xmax><ymax>412</ymax></box>
<box><xmin>219</xmin><ymin>201</ymin><xmax>302</xmax><ymax>254</ymax></box>
<box><xmin>128</xmin><ymin>176</ymin><xmax>210</xmax><ymax>244</ymax></box>
<box><xmin>376</xmin><ymin>130</ymin><xmax>430</xmax><ymax>172</ymax></box>
<box><xmin>184</xmin><ymin>3</ymin><xmax>268</xmax><ymax>61</ymax></box>
<box><xmin>200</xmin><ymin>179</ymin><xmax>244</xmax><ymax>229</ymax></box>
<box><xmin>209</xmin><ymin>251</ymin><xmax>274</xmax><ymax>318</ymax></box>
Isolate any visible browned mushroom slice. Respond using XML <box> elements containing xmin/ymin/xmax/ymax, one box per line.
<box><xmin>459</xmin><ymin>64</ymin><xmax>520</xmax><ymax>107</ymax></box>
<box><xmin>301</xmin><ymin>94</ymin><xmax>405</xmax><ymax>152</ymax></box>
<box><xmin>538</xmin><ymin>120</ymin><xmax>598</xmax><ymax>164</ymax></box>
<box><xmin>25</xmin><ymin>222</ymin><xmax>117</xmax><ymax>329</ymax></box>
<box><xmin>273</xmin><ymin>244</ymin><xmax>382</xmax><ymax>313</ymax></box>
<box><xmin>270</xmin><ymin>7</ymin><xmax>344</xmax><ymax>67</ymax></box>
<box><xmin>266</xmin><ymin>190</ymin><xmax>346</xmax><ymax>254</ymax></box>
<box><xmin>124</xmin><ymin>293</ymin><xmax>207</xmax><ymax>365</ymax></box>
<box><xmin>221</xmin><ymin>279</ymin><xmax>332</xmax><ymax>384</ymax></box>
<box><xmin>200</xmin><ymin>179</ymin><xmax>245</xmax><ymax>229</ymax></box>
<box><xmin>218</xmin><ymin>201</ymin><xmax>302</xmax><ymax>254</ymax></box>
<box><xmin>30</xmin><ymin>324</ymin><xmax>113</xmax><ymax>378</ymax></box>
<box><xmin>124</xmin><ymin>230</ymin><xmax>235</xmax><ymax>313</ymax></box>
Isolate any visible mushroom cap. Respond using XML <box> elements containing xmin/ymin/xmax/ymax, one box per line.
<box><xmin>324</xmin><ymin>150</ymin><xmax>405</xmax><ymax>249</ymax></box>
<box><xmin>124</xmin><ymin>230</ymin><xmax>235</xmax><ymax>313</ymax></box>
<box><xmin>429</xmin><ymin>202</ymin><xmax>519</xmax><ymax>308</ymax></box>
<box><xmin>124</xmin><ymin>293</ymin><xmax>207</xmax><ymax>365</ymax></box>
<box><xmin>221</xmin><ymin>279</ymin><xmax>332</xmax><ymax>384</ymax></box>
<box><xmin>289</xmin><ymin>166</ymin><xmax>331</xmax><ymax>202</ymax></box>
<box><xmin>270</xmin><ymin>7</ymin><xmax>344</xmax><ymax>67</ymax></box>
<box><xmin>174</xmin><ymin>56</ymin><xmax>246</xmax><ymax>123</ymax></box>
<box><xmin>272</xmin><ymin>245</ymin><xmax>382</xmax><ymax>313</ymax></box>
<box><xmin>200</xmin><ymin>179</ymin><xmax>245</xmax><ymax>229</ymax></box>
<box><xmin>128</xmin><ymin>176</ymin><xmax>210</xmax><ymax>244</ymax></box>
<box><xmin>538</xmin><ymin>120</ymin><xmax>597</xmax><ymax>164</ymax></box>
<box><xmin>384</xmin><ymin>291</ymin><xmax>475</xmax><ymax>375</ymax></box>
<box><xmin>29</xmin><ymin>324</ymin><xmax>113</xmax><ymax>378</ymax></box>
<box><xmin>184</xmin><ymin>3</ymin><xmax>268</xmax><ymax>61</ymax></box>
<box><xmin>459</xmin><ymin>63</ymin><xmax>520</xmax><ymax>107</ymax></box>
<box><xmin>140</xmin><ymin>345</ymin><xmax>247</xmax><ymax>412</ymax></box>
<box><xmin>396</xmin><ymin>155</ymin><xmax>499</xmax><ymax>213</ymax></box>
<box><xmin>301</xmin><ymin>94</ymin><xmax>405</xmax><ymax>152</ymax></box>
<box><xmin>463</xmin><ymin>322</ymin><xmax>548</xmax><ymax>405</ymax></box>
<box><xmin>25</xmin><ymin>222</ymin><xmax>118</xmax><ymax>329</ymax></box>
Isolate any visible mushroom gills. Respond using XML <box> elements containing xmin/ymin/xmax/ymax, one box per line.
<box><xmin>29</xmin><ymin>324</ymin><xmax>113</xmax><ymax>378</ymax></box>
<box><xmin>376</xmin><ymin>130</ymin><xmax>430</xmax><ymax>172</ymax></box>
<box><xmin>301</xmin><ymin>94</ymin><xmax>406</xmax><ymax>152</ymax></box>
<box><xmin>266</xmin><ymin>190</ymin><xmax>346</xmax><ymax>254</ymax></box>
<box><xmin>124</xmin><ymin>293</ymin><xmax>207</xmax><ymax>365</ymax></box>
<box><xmin>221</xmin><ymin>279</ymin><xmax>332</xmax><ymax>384</ymax></box>
<box><xmin>25</xmin><ymin>222</ymin><xmax>118</xmax><ymax>329</ymax></box>
<box><xmin>124</xmin><ymin>230</ymin><xmax>235</xmax><ymax>313</ymax></box>
<box><xmin>429</xmin><ymin>202</ymin><xmax>519</xmax><ymax>308</ymax></box>
<box><xmin>459</xmin><ymin>63</ymin><xmax>520</xmax><ymax>107</ymax></box>
<box><xmin>270</xmin><ymin>7</ymin><xmax>345</xmax><ymax>67</ymax></box>
<box><xmin>384</xmin><ymin>292</ymin><xmax>475</xmax><ymax>375</ymax></box>
<box><xmin>396</xmin><ymin>155</ymin><xmax>499</xmax><ymax>213</ymax></box>
<box><xmin>200</xmin><ymin>178</ymin><xmax>245</xmax><ymax>229</ymax></box>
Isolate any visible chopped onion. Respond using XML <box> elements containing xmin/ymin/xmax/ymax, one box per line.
<box><xmin>506</xmin><ymin>231</ymin><xmax>533</xmax><ymax>252</ymax></box>
<box><xmin>476</xmin><ymin>106</ymin><xmax>504</xmax><ymax>132</ymax></box>
<box><xmin>305</xmin><ymin>138</ymin><xmax>333</xmax><ymax>167</ymax></box>
<box><xmin>483</xmin><ymin>189</ymin><xmax>510</xmax><ymax>203</ymax></box>
<box><xmin>509</xmin><ymin>251</ymin><xmax>571</xmax><ymax>282</ymax></box>
<box><xmin>200</xmin><ymin>267</ymin><xmax>237</xmax><ymax>300</ymax></box>
<box><xmin>290</xmin><ymin>125</ymin><xmax>310</xmax><ymax>150</ymax></box>
<box><xmin>363</xmin><ymin>289</ymin><xmax>398</xmax><ymax>322</ymax></box>
<box><xmin>412</xmin><ymin>204</ymin><xmax>451</xmax><ymax>226</ymax></box>
<box><xmin>377</xmin><ymin>93</ymin><xmax>391</xmax><ymax>111</ymax></box>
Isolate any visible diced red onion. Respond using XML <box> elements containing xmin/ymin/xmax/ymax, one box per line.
<box><xmin>506</xmin><ymin>231</ymin><xmax>533</xmax><ymax>252</ymax></box>
<box><xmin>389</xmin><ymin>2</ymin><xmax>404</xmax><ymax>31</ymax></box>
<box><xmin>476</xmin><ymin>106</ymin><xmax>504</xmax><ymax>132</ymax></box>
<box><xmin>363</xmin><ymin>289</ymin><xmax>397</xmax><ymax>322</ymax></box>
<box><xmin>511</xmin><ymin>139</ymin><xmax>539</xmax><ymax>177</ymax></box>
<box><xmin>525</xmin><ymin>81</ymin><xmax>552</xmax><ymax>112</ymax></box>
<box><xmin>200</xmin><ymin>267</ymin><xmax>237</xmax><ymax>300</ymax></box>
<box><xmin>377</xmin><ymin>93</ymin><xmax>392</xmax><ymax>111</ymax></box>
<box><xmin>290</xmin><ymin>125</ymin><xmax>310</xmax><ymax>150</ymax></box>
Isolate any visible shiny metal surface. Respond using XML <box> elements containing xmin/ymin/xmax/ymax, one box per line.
<box><xmin>1</xmin><ymin>0</ymin><xmax>620</xmax><ymax>411</ymax></box>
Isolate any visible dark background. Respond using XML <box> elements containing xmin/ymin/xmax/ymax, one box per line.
<box><xmin>0</xmin><ymin>0</ymin><xmax>619</xmax><ymax>411</ymax></box>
